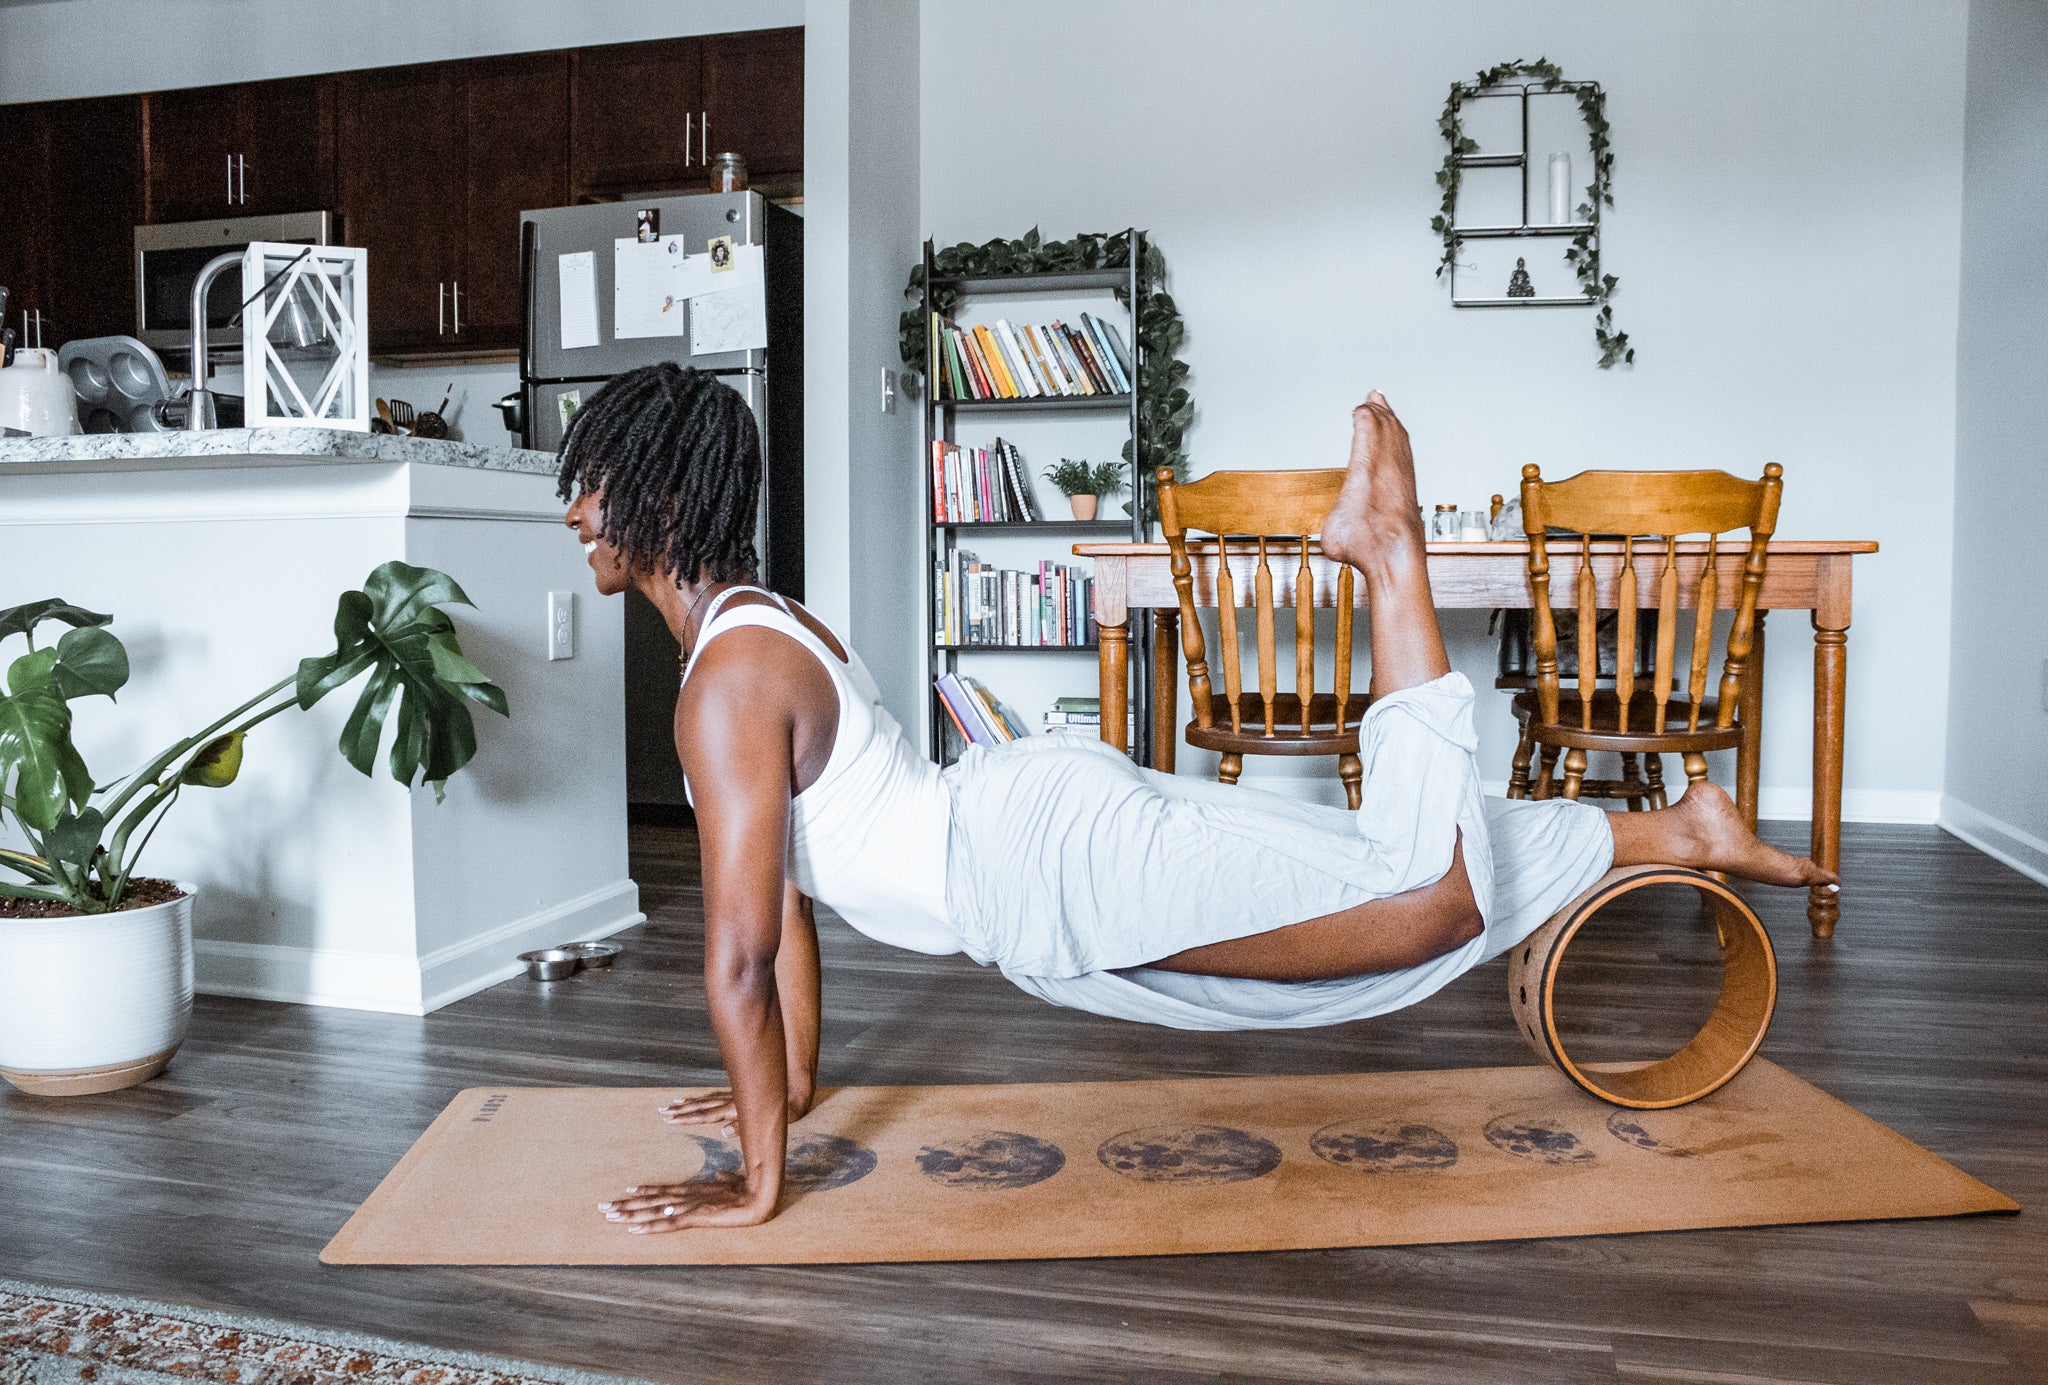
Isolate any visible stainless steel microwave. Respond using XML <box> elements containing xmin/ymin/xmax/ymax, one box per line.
<box><xmin>134</xmin><ymin>210</ymin><xmax>334</xmax><ymax>360</ymax></box>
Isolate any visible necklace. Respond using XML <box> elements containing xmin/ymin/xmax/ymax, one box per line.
<box><xmin>678</xmin><ymin>582</ymin><xmax>718</xmax><ymax>667</ymax></box>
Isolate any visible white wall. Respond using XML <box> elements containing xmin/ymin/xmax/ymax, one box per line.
<box><xmin>0</xmin><ymin>0</ymin><xmax>803</xmax><ymax>102</ymax></box>
<box><xmin>921</xmin><ymin>0</ymin><xmax>1969</xmax><ymax>820</ymax></box>
<box><xmin>803</xmin><ymin>0</ymin><xmax>924</xmax><ymax>732</ymax></box>
<box><xmin>1939</xmin><ymin>0</ymin><xmax>2048</xmax><ymax>883</ymax></box>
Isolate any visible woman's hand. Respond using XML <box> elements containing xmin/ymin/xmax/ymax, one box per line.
<box><xmin>598</xmin><ymin>1171</ymin><xmax>775</xmax><ymax>1234</ymax></box>
<box><xmin>660</xmin><ymin>1087</ymin><xmax>813</xmax><ymax>1134</ymax></box>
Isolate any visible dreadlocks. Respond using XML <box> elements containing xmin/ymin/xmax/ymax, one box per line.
<box><xmin>554</xmin><ymin>363</ymin><xmax>761</xmax><ymax>585</ymax></box>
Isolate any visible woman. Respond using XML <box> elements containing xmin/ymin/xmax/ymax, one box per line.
<box><xmin>560</xmin><ymin>364</ymin><xmax>1834</xmax><ymax>1235</ymax></box>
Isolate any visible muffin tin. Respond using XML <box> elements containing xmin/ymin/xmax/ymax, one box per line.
<box><xmin>56</xmin><ymin>336</ymin><xmax>174</xmax><ymax>433</ymax></box>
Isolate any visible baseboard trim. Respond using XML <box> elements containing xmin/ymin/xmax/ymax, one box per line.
<box><xmin>196</xmin><ymin>940</ymin><xmax>427</xmax><ymax>1015</ymax></box>
<box><xmin>1939</xmin><ymin>796</ymin><xmax>2048</xmax><ymax>888</ymax></box>
<box><xmin>194</xmin><ymin>879</ymin><xmax>646</xmax><ymax>1016</ymax></box>
<box><xmin>417</xmin><ymin>879</ymin><xmax>645</xmax><ymax>1014</ymax></box>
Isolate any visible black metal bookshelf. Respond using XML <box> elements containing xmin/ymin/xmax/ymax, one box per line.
<box><xmin>920</xmin><ymin>232</ymin><xmax>1149</xmax><ymax>765</ymax></box>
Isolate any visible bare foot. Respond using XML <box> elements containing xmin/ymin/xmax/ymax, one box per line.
<box><xmin>1321</xmin><ymin>391</ymin><xmax>1424</xmax><ymax>571</ymax></box>
<box><xmin>1667</xmin><ymin>782</ymin><xmax>1838</xmax><ymax>888</ymax></box>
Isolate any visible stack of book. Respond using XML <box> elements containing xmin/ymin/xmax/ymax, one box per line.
<box><xmin>934</xmin><ymin>673</ymin><xmax>1027</xmax><ymax>747</ymax></box>
<box><xmin>1041</xmin><ymin>695</ymin><xmax>1134</xmax><ymax>742</ymax></box>
<box><xmin>935</xmin><ymin>551</ymin><xmax>1095</xmax><ymax>648</ymax></box>
<box><xmin>929</xmin><ymin>311</ymin><xmax>1134</xmax><ymax>402</ymax></box>
<box><xmin>930</xmin><ymin>436</ymin><xmax>1041</xmax><ymax>523</ymax></box>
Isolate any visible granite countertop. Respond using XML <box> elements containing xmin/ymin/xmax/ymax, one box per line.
<box><xmin>0</xmin><ymin>427</ymin><xmax>558</xmax><ymax>476</ymax></box>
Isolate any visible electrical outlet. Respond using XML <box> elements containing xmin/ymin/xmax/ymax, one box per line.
<box><xmin>547</xmin><ymin>591</ymin><xmax>575</xmax><ymax>661</ymax></box>
<box><xmin>880</xmin><ymin>368</ymin><xmax>897</xmax><ymax>414</ymax></box>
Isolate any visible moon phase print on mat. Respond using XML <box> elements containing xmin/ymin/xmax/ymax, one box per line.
<box><xmin>1482</xmin><ymin>1111</ymin><xmax>1601</xmax><ymax>1166</ymax></box>
<box><xmin>681</xmin><ymin>1133</ymin><xmax>877</xmax><ymax>1191</ymax></box>
<box><xmin>1096</xmin><ymin>1125</ymin><xmax>1282</xmax><ymax>1185</ymax></box>
<box><xmin>1310</xmin><ymin>1120</ymin><xmax>1459</xmax><ymax>1173</ymax></box>
<box><xmin>916</xmin><ymin>1132</ymin><xmax>1067</xmax><ymax>1190</ymax></box>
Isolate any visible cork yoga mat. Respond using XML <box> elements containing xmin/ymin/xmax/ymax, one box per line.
<box><xmin>321</xmin><ymin>1060</ymin><xmax>2015</xmax><ymax>1266</ymax></box>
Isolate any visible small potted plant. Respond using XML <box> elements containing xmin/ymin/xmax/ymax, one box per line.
<box><xmin>0</xmin><ymin>561</ymin><xmax>507</xmax><ymax>1096</ymax></box>
<box><xmin>1043</xmin><ymin>459</ymin><xmax>1128</xmax><ymax>521</ymax></box>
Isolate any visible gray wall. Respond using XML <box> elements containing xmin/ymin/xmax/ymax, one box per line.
<box><xmin>1939</xmin><ymin>0</ymin><xmax>2048</xmax><ymax>878</ymax></box>
<box><xmin>802</xmin><ymin>0</ymin><xmax>925</xmax><ymax>736</ymax></box>
<box><xmin>922</xmin><ymin>0</ymin><xmax>1970</xmax><ymax>819</ymax></box>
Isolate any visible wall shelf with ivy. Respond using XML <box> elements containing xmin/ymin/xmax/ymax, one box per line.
<box><xmin>1432</xmin><ymin>59</ymin><xmax>1634</xmax><ymax>366</ymax></box>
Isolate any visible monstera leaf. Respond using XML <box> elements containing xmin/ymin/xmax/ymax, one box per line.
<box><xmin>0</xmin><ymin>599</ymin><xmax>110</xmax><ymax>643</ymax></box>
<box><xmin>295</xmin><ymin>561</ymin><xmax>509</xmax><ymax>798</ymax></box>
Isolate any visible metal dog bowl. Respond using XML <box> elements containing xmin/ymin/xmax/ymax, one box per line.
<box><xmin>561</xmin><ymin>941</ymin><xmax>623</xmax><ymax>968</ymax></box>
<box><xmin>519</xmin><ymin>948</ymin><xmax>584</xmax><ymax>981</ymax></box>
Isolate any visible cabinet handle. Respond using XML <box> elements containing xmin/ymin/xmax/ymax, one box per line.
<box><xmin>238</xmin><ymin>154</ymin><xmax>247</xmax><ymax>205</ymax></box>
<box><xmin>227</xmin><ymin>154</ymin><xmax>235</xmax><ymax>205</ymax></box>
<box><xmin>684</xmin><ymin>112</ymin><xmax>693</xmax><ymax>167</ymax></box>
<box><xmin>701</xmin><ymin>111</ymin><xmax>708</xmax><ymax>165</ymax></box>
<box><xmin>438</xmin><ymin>282</ymin><xmax>446</xmax><ymax>336</ymax></box>
<box><xmin>452</xmin><ymin>280</ymin><xmax>461</xmax><ymax>335</ymax></box>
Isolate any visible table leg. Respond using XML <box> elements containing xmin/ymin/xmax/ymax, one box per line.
<box><xmin>1100</xmin><ymin>622</ymin><xmax>1129</xmax><ymax>754</ymax></box>
<box><xmin>1809</xmin><ymin>620</ymin><xmax>1846</xmax><ymax>938</ymax></box>
<box><xmin>1737</xmin><ymin>612</ymin><xmax>1765</xmax><ymax>830</ymax></box>
<box><xmin>1151</xmin><ymin>608</ymin><xmax>1178</xmax><ymax>773</ymax></box>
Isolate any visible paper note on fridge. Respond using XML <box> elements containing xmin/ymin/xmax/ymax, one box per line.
<box><xmin>613</xmin><ymin>236</ymin><xmax>688</xmax><ymax>340</ymax></box>
<box><xmin>689</xmin><ymin>243</ymin><xmax>768</xmax><ymax>355</ymax></box>
<box><xmin>556</xmin><ymin>251</ymin><xmax>599</xmax><ymax>350</ymax></box>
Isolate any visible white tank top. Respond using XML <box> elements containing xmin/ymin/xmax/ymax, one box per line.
<box><xmin>679</xmin><ymin>588</ymin><xmax>957</xmax><ymax>955</ymax></box>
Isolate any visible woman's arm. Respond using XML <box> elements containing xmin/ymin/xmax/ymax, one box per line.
<box><xmin>601</xmin><ymin>640</ymin><xmax>798</xmax><ymax>1234</ymax></box>
<box><xmin>662</xmin><ymin>882</ymin><xmax>821</xmax><ymax>1129</ymax></box>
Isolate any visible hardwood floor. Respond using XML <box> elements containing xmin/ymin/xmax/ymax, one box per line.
<box><xmin>2</xmin><ymin>820</ymin><xmax>2043</xmax><ymax>1383</ymax></box>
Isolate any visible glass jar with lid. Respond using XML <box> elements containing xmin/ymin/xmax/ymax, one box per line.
<box><xmin>708</xmin><ymin>152</ymin><xmax>749</xmax><ymax>194</ymax></box>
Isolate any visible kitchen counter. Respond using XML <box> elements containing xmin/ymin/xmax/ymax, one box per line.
<box><xmin>0</xmin><ymin>426</ymin><xmax>558</xmax><ymax>476</ymax></box>
<box><xmin>0</xmin><ymin>433</ymin><xmax>635</xmax><ymax>1016</ymax></box>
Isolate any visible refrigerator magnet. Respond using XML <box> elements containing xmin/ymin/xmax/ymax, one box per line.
<box><xmin>636</xmin><ymin>208</ymin><xmax>660</xmax><ymax>242</ymax></box>
<box><xmin>708</xmin><ymin>235</ymin><xmax>735</xmax><ymax>271</ymax></box>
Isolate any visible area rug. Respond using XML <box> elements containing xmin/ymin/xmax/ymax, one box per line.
<box><xmin>0</xmin><ymin>1279</ymin><xmax>651</xmax><ymax>1385</ymax></box>
<box><xmin>320</xmin><ymin>1059</ymin><xmax>2015</xmax><ymax>1266</ymax></box>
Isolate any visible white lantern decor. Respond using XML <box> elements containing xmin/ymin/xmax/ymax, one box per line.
<box><xmin>239</xmin><ymin>241</ymin><xmax>370</xmax><ymax>431</ymax></box>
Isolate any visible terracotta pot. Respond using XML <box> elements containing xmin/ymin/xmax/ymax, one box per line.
<box><xmin>0</xmin><ymin>883</ymin><xmax>194</xmax><ymax>1096</ymax></box>
<box><xmin>1068</xmin><ymin>493</ymin><xmax>1099</xmax><ymax>521</ymax></box>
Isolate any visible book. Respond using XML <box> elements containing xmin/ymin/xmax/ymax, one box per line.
<box><xmin>1054</xmin><ymin>695</ymin><xmax>1101</xmax><ymax>713</ymax></box>
<box><xmin>996</xmin><ymin>319</ymin><xmax>1048</xmax><ymax>396</ymax></box>
<box><xmin>971</xmin><ymin>324</ymin><xmax>1018</xmax><ymax>397</ymax></box>
<box><xmin>966</xmin><ymin>677</ymin><xmax>1027</xmax><ymax>739</ymax></box>
<box><xmin>957</xmin><ymin>326</ymin><xmax>996</xmax><ymax>398</ymax></box>
<box><xmin>936</xmin><ymin>673</ymin><xmax>1004</xmax><ymax>745</ymax></box>
<box><xmin>1086</xmin><ymin>313</ymin><xmax>1134</xmax><ymax>389</ymax></box>
<box><xmin>1060</xmin><ymin>321</ymin><xmax>1112</xmax><ymax>394</ymax></box>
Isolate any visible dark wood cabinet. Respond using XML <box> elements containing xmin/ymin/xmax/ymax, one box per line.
<box><xmin>702</xmin><ymin>28</ymin><xmax>804</xmax><ymax>178</ymax></box>
<box><xmin>0</xmin><ymin>103</ymin><xmax>52</xmax><ymax>338</ymax></box>
<box><xmin>570</xmin><ymin>38</ymin><xmax>703</xmax><ymax>195</ymax></box>
<box><xmin>145</xmin><ymin>76</ymin><xmax>333</xmax><ymax>223</ymax></box>
<box><xmin>40</xmin><ymin>96</ymin><xmax>144</xmax><ymax>344</ymax></box>
<box><xmin>460</xmin><ymin>52</ymin><xmax>569</xmax><ymax>346</ymax></box>
<box><xmin>338</xmin><ymin>64</ymin><xmax>466</xmax><ymax>352</ymax></box>
<box><xmin>340</xmin><ymin>52</ymin><xmax>567</xmax><ymax>352</ymax></box>
<box><xmin>12</xmin><ymin>27</ymin><xmax>797</xmax><ymax>358</ymax></box>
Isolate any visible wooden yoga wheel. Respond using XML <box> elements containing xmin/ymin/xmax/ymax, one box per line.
<box><xmin>1507</xmin><ymin>864</ymin><xmax>1778</xmax><ymax>1110</ymax></box>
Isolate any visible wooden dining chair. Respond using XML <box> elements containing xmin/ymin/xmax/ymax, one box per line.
<box><xmin>1505</xmin><ymin>462</ymin><xmax>1783</xmax><ymax>808</ymax></box>
<box><xmin>1157</xmin><ymin>466</ymin><xmax>1369</xmax><ymax>808</ymax></box>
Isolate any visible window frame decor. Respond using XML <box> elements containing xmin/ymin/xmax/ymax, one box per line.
<box><xmin>1431</xmin><ymin>58</ymin><xmax>1634</xmax><ymax>368</ymax></box>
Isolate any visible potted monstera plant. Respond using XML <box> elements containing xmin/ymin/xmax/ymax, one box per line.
<box><xmin>0</xmin><ymin>561</ymin><xmax>507</xmax><ymax>1096</ymax></box>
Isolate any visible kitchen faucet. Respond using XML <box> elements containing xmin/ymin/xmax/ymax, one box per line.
<box><xmin>184</xmin><ymin>250</ymin><xmax>243</xmax><ymax>430</ymax></box>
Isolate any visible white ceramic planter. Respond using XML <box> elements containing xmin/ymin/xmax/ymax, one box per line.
<box><xmin>0</xmin><ymin>883</ymin><xmax>194</xmax><ymax>1097</ymax></box>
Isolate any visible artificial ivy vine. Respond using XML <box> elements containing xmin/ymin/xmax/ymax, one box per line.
<box><xmin>1431</xmin><ymin>58</ymin><xmax>1633</xmax><ymax>368</ymax></box>
<box><xmin>901</xmin><ymin>228</ymin><xmax>1193</xmax><ymax>518</ymax></box>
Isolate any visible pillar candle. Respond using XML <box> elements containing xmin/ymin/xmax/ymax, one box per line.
<box><xmin>1548</xmin><ymin>153</ymin><xmax>1573</xmax><ymax>225</ymax></box>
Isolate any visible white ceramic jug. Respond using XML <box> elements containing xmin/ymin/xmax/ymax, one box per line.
<box><xmin>0</xmin><ymin>347</ymin><xmax>83</xmax><ymax>436</ymax></box>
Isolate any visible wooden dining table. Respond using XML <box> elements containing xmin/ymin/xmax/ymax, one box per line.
<box><xmin>1074</xmin><ymin>538</ymin><xmax>1879</xmax><ymax>938</ymax></box>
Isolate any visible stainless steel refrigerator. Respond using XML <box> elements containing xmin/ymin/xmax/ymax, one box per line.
<box><xmin>514</xmin><ymin>190</ymin><xmax>803</xmax><ymax>595</ymax></box>
<box><xmin>513</xmin><ymin>191</ymin><xmax>803</xmax><ymax>805</ymax></box>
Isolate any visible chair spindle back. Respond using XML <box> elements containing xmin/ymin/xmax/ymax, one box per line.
<box><xmin>1519</xmin><ymin>463</ymin><xmax>1784</xmax><ymax>733</ymax></box>
<box><xmin>1158</xmin><ymin>467</ymin><xmax>1355</xmax><ymax>737</ymax></box>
